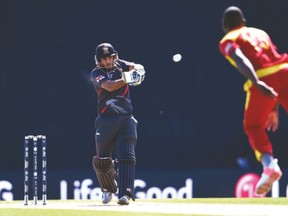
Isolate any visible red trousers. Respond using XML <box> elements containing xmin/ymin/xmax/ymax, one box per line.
<box><xmin>243</xmin><ymin>67</ymin><xmax>288</xmax><ymax>161</ymax></box>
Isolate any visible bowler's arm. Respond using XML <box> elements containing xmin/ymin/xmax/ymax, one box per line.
<box><xmin>230</xmin><ymin>48</ymin><xmax>278</xmax><ymax>98</ymax></box>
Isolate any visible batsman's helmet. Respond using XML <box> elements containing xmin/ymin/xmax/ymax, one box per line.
<box><xmin>95</xmin><ymin>43</ymin><xmax>118</xmax><ymax>64</ymax></box>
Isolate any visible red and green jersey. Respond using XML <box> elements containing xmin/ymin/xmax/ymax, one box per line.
<box><xmin>219</xmin><ymin>26</ymin><xmax>288</xmax><ymax>70</ymax></box>
<box><xmin>219</xmin><ymin>26</ymin><xmax>288</xmax><ymax>159</ymax></box>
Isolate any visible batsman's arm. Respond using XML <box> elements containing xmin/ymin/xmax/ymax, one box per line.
<box><xmin>101</xmin><ymin>79</ymin><xmax>126</xmax><ymax>92</ymax></box>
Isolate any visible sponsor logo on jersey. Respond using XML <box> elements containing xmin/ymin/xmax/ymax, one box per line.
<box><xmin>95</xmin><ymin>75</ymin><xmax>105</xmax><ymax>82</ymax></box>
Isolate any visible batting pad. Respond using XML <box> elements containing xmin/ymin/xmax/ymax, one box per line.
<box><xmin>92</xmin><ymin>156</ymin><xmax>118</xmax><ymax>193</ymax></box>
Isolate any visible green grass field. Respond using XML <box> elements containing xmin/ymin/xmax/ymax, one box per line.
<box><xmin>144</xmin><ymin>197</ymin><xmax>288</xmax><ymax>204</ymax></box>
<box><xmin>1</xmin><ymin>198</ymin><xmax>287</xmax><ymax>216</ymax></box>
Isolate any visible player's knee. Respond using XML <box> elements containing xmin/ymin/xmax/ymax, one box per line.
<box><xmin>116</xmin><ymin>138</ymin><xmax>136</xmax><ymax>163</ymax></box>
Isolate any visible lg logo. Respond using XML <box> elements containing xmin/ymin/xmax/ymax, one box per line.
<box><xmin>234</xmin><ymin>173</ymin><xmax>283</xmax><ymax>198</ymax></box>
<box><xmin>0</xmin><ymin>181</ymin><xmax>13</xmax><ymax>201</ymax></box>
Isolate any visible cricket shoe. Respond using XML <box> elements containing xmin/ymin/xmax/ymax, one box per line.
<box><xmin>117</xmin><ymin>189</ymin><xmax>135</xmax><ymax>205</ymax></box>
<box><xmin>255</xmin><ymin>159</ymin><xmax>282</xmax><ymax>195</ymax></box>
<box><xmin>117</xmin><ymin>195</ymin><xmax>130</xmax><ymax>205</ymax></box>
<box><xmin>102</xmin><ymin>192</ymin><xmax>112</xmax><ymax>204</ymax></box>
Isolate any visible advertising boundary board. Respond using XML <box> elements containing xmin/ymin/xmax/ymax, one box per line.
<box><xmin>1</xmin><ymin>169</ymin><xmax>287</xmax><ymax>201</ymax></box>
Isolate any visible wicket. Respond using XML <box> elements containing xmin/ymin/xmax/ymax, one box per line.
<box><xmin>24</xmin><ymin>135</ymin><xmax>47</xmax><ymax>205</ymax></box>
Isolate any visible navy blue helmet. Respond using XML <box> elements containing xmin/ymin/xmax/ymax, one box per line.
<box><xmin>95</xmin><ymin>43</ymin><xmax>118</xmax><ymax>64</ymax></box>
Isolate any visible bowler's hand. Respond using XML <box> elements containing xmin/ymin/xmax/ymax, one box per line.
<box><xmin>265</xmin><ymin>110</ymin><xmax>279</xmax><ymax>132</ymax></box>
